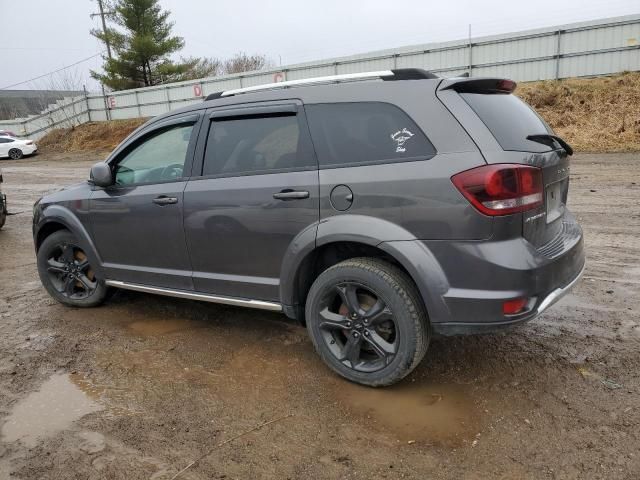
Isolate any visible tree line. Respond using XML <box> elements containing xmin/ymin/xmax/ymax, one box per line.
<box><xmin>91</xmin><ymin>0</ymin><xmax>273</xmax><ymax>91</ymax></box>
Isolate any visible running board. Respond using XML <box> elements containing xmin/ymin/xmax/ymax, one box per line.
<box><xmin>105</xmin><ymin>280</ymin><xmax>283</xmax><ymax>312</ymax></box>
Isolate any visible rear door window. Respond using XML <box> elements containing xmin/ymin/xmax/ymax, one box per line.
<box><xmin>305</xmin><ymin>102</ymin><xmax>436</xmax><ymax>168</ymax></box>
<box><xmin>202</xmin><ymin>112</ymin><xmax>316</xmax><ymax>177</ymax></box>
<box><xmin>460</xmin><ymin>93</ymin><xmax>553</xmax><ymax>152</ymax></box>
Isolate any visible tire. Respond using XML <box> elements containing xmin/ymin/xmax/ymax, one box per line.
<box><xmin>305</xmin><ymin>257</ymin><xmax>430</xmax><ymax>387</ymax></box>
<box><xmin>37</xmin><ymin>230</ymin><xmax>107</xmax><ymax>307</ymax></box>
<box><xmin>8</xmin><ymin>149</ymin><xmax>23</xmax><ymax>160</ymax></box>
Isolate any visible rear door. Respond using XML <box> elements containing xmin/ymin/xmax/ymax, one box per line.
<box><xmin>183</xmin><ymin>101</ymin><xmax>319</xmax><ymax>301</ymax></box>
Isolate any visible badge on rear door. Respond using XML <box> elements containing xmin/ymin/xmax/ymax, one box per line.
<box><xmin>524</xmin><ymin>212</ymin><xmax>546</xmax><ymax>223</ymax></box>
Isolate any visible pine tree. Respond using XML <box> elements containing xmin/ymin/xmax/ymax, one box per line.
<box><xmin>91</xmin><ymin>0</ymin><xmax>201</xmax><ymax>90</ymax></box>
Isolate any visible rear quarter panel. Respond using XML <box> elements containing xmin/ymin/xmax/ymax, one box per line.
<box><xmin>310</xmin><ymin>81</ymin><xmax>492</xmax><ymax>241</ymax></box>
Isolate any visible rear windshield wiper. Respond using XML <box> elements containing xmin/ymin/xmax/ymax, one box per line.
<box><xmin>526</xmin><ymin>134</ymin><xmax>574</xmax><ymax>156</ymax></box>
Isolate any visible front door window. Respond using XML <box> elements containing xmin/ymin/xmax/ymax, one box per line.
<box><xmin>114</xmin><ymin>124</ymin><xmax>194</xmax><ymax>186</ymax></box>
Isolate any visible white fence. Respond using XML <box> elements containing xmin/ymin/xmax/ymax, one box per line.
<box><xmin>2</xmin><ymin>14</ymin><xmax>639</xmax><ymax>139</ymax></box>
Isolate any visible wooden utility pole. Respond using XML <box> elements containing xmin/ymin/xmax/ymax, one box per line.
<box><xmin>90</xmin><ymin>0</ymin><xmax>113</xmax><ymax>59</ymax></box>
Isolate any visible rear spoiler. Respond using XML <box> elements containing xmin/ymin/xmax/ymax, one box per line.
<box><xmin>438</xmin><ymin>77</ymin><xmax>517</xmax><ymax>94</ymax></box>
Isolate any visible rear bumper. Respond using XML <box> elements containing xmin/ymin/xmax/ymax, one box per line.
<box><xmin>422</xmin><ymin>210</ymin><xmax>585</xmax><ymax>335</ymax></box>
<box><xmin>23</xmin><ymin>145</ymin><xmax>37</xmax><ymax>155</ymax></box>
<box><xmin>432</xmin><ymin>262</ymin><xmax>585</xmax><ymax>335</ymax></box>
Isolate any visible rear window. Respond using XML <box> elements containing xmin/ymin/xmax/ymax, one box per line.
<box><xmin>460</xmin><ymin>93</ymin><xmax>553</xmax><ymax>152</ymax></box>
<box><xmin>305</xmin><ymin>102</ymin><xmax>436</xmax><ymax>168</ymax></box>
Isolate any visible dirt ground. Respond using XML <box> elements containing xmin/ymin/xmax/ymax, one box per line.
<box><xmin>0</xmin><ymin>151</ymin><xmax>638</xmax><ymax>480</ymax></box>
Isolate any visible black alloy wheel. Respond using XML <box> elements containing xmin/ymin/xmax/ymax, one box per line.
<box><xmin>37</xmin><ymin>230</ymin><xmax>108</xmax><ymax>307</ymax></box>
<box><xmin>318</xmin><ymin>282</ymin><xmax>398</xmax><ymax>372</ymax></box>
<box><xmin>45</xmin><ymin>243</ymin><xmax>97</xmax><ymax>300</ymax></box>
<box><xmin>306</xmin><ymin>258</ymin><xmax>429</xmax><ymax>387</ymax></box>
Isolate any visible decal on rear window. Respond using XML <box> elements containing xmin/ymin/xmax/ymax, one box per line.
<box><xmin>305</xmin><ymin>103</ymin><xmax>436</xmax><ymax>167</ymax></box>
<box><xmin>391</xmin><ymin>128</ymin><xmax>414</xmax><ymax>153</ymax></box>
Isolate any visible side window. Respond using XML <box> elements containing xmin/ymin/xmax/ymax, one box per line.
<box><xmin>305</xmin><ymin>102</ymin><xmax>436</xmax><ymax>168</ymax></box>
<box><xmin>202</xmin><ymin>113</ymin><xmax>316</xmax><ymax>177</ymax></box>
<box><xmin>0</xmin><ymin>138</ymin><xmax>14</xmax><ymax>143</ymax></box>
<box><xmin>114</xmin><ymin>123</ymin><xmax>194</xmax><ymax>186</ymax></box>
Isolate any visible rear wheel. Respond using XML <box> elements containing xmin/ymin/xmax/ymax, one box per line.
<box><xmin>8</xmin><ymin>149</ymin><xmax>23</xmax><ymax>160</ymax></box>
<box><xmin>37</xmin><ymin>230</ymin><xmax>107</xmax><ymax>307</ymax></box>
<box><xmin>305</xmin><ymin>258</ymin><xmax>430</xmax><ymax>387</ymax></box>
<box><xmin>0</xmin><ymin>202</ymin><xmax>5</xmax><ymax>229</ymax></box>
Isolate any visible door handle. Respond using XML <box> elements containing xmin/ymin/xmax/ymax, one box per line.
<box><xmin>273</xmin><ymin>190</ymin><xmax>310</xmax><ymax>200</ymax></box>
<box><xmin>152</xmin><ymin>196</ymin><xmax>178</xmax><ymax>206</ymax></box>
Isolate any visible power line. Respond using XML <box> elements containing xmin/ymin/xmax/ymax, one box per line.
<box><xmin>0</xmin><ymin>52</ymin><xmax>103</xmax><ymax>90</ymax></box>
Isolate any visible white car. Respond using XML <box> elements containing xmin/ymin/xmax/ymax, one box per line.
<box><xmin>0</xmin><ymin>135</ymin><xmax>38</xmax><ymax>159</ymax></box>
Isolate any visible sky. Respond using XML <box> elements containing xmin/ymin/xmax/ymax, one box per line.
<box><xmin>0</xmin><ymin>0</ymin><xmax>638</xmax><ymax>92</ymax></box>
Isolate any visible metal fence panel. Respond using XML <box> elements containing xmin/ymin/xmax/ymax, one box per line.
<box><xmin>286</xmin><ymin>65</ymin><xmax>336</xmax><ymax>80</ymax></box>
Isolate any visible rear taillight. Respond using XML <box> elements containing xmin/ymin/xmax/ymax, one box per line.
<box><xmin>451</xmin><ymin>164</ymin><xmax>543</xmax><ymax>216</ymax></box>
<box><xmin>26</xmin><ymin>141</ymin><xmax>33</xmax><ymax>145</ymax></box>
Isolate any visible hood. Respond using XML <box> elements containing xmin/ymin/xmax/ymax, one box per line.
<box><xmin>40</xmin><ymin>181</ymin><xmax>92</xmax><ymax>205</ymax></box>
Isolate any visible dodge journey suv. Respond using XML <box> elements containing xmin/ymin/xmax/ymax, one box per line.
<box><xmin>33</xmin><ymin>69</ymin><xmax>584</xmax><ymax>386</ymax></box>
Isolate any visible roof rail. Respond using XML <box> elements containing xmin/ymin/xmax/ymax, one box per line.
<box><xmin>205</xmin><ymin>68</ymin><xmax>437</xmax><ymax>99</ymax></box>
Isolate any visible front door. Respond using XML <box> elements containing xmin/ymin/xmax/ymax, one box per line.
<box><xmin>90</xmin><ymin>115</ymin><xmax>201</xmax><ymax>290</ymax></box>
<box><xmin>184</xmin><ymin>103</ymin><xmax>319</xmax><ymax>301</ymax></box>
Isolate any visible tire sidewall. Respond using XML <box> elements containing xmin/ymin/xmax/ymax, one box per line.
<box><xmin>306</xmin><ymin>261</ymin><xmax>424</xmax><ymax>386</ymax></box>
<box><xmin>9</xmin><ymin>149</ymin><xmax>23</xmax><ymax>160</ymax></box>
<box><xmin>37</xmin><ymin>231</ymin><xmax>106</xmax><ymax>308</ymax></box>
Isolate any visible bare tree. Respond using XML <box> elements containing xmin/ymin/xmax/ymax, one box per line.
<box><xmin>223</xmin><ymin>53</ymin><xmax>274</xmax><ymax>75</ymax></box>
<box><xmin>38</xmin><ymin>69</ymin><xmax>87</xmax><ymax>131</ymax></box>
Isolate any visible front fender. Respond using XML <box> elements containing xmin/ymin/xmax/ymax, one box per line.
<box><xmin>35</xmin><ymin>204</ymin><xmax>105</xmax><ymax>280</ymax></box>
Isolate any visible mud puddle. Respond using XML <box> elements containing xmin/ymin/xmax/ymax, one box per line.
<box><xmin>335</xmin><ymin>381</ymin><xmax>480</xmax><ymax>446</ymax></box>
<box><xmin>2</xmin><ymin>373</ymin><xmax>103</xmax><ymax>447</ymax></box>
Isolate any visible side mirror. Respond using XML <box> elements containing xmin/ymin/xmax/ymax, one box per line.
<box><xmin>90</xmin><ymin>162</ymin><xmax>113</xmax><ymax>188</ymax></box>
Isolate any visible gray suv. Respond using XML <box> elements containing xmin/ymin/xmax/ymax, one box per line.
<box><xmin>33</xmin><ymin>69</ymin><xmax>585</xmax><ymax>386</ymax></box>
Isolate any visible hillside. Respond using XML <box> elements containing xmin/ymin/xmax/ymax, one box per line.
<box><xmin>37</xmin><ymin>72</ymin><xmax>640</xmax><ymax>154</ymax></box>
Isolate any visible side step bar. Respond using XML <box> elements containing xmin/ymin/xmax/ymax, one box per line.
<box><xmin>105</xmin><ymin>280</ymin><xmax>283</xmax><ymax>312</ymax></box>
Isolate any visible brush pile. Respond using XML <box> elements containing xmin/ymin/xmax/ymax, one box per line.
<box><xmin>38</xmin><ymin>118</ymin><xmax>147</xmax><ymax>153</ymax></box>
<box><xmin>517</xmin><ymin>72</ymin><xmax>640</xmax><ymax>152</ymax></box>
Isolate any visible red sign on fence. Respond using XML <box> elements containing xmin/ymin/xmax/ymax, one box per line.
<box><xmin>108</xmin><ymin>96</ymin><xmax>116</xmax><ymax>109</ymax></box>
<box><xmin>193</xmin><ymin>84</ymin><xmax>203</xmax><ymax>97</ymax></box>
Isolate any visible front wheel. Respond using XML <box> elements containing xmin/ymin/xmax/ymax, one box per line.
<box><xmin>37</xmin><ymin>230</ymin><xmax>107</xmax><ymax>307</ymax></box>
<box><xmin>305</xmin><ymin>258</ymin><xmax>430</xmax><ymax>387</ymax></box>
